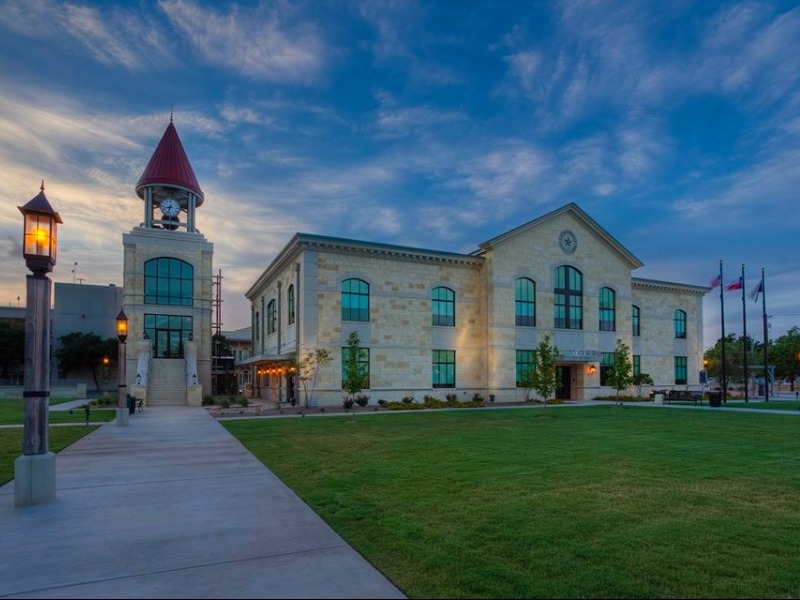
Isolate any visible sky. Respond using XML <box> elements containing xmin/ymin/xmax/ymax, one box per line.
<box><xmin>0</xmin><ymin>0</ymin><xmax>798</xmax><ymax>348</ymax></box>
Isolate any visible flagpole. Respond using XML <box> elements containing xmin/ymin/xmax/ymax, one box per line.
<box><xmin>741</xmin><ymin>264</ymin><xmax>749</xmax><ymax>402</ymax></box>
<box><xmin>761</xmin><ymin>268</ymin><xmax>769</xmax><ymax>402</ymax></box>
<box><xmin>720</xmin><ymin>260</ymin><xmax>727</xmax><ymax>402</ymax></box>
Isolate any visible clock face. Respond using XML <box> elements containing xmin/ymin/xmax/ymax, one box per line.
<box><xmin>559</xmin><ymin>230</ymin><xmax>577</xmax><ymax>254</ymax></box>
<box><xmin>159</xmin><ymin>198</ymin><xmax>180</xmax><ymax>217</ymax></box>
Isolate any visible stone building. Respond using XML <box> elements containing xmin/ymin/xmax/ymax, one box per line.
<box><xmin>242</xmin><ymin>203</ymin><xmax>707</xmax><ymax>407</ymax></box>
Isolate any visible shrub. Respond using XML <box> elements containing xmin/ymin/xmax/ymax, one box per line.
<box><xmin>342</xmin><ymin>397</ymin><xmax>355</xmax><ymax>410</ymax></box>
<box><xmin>202</xmin><ymin>395</ymin><xmax>215</xmax><ymax>406</ymax></box>
<box><xmin>239</xmin><ymin>396</ymin><xmax>249</xmax><ymax>408</ymax></box>
<box><xmin>220</xmin><ymin>398</ymin><xmax>231</xmax><ymax>409</ymax></box>
<box><xmin>445</xmin><ymin>393</ymin><xmax>458</xmax><ymax>402</ymax></box>
<box><xmin>355</xmin><ymin>394</ymin><xmax>370</xmax><ymax>407</ymax></box>
<box><xmin>472</xmin><ymin>392</ymin><xmax>485</xmax><ymax>403</ymax></box>
<box><xmin>401</xmin><ymin>396</ymin><xmax>415</xmax><ymax>405</ymax></box>
<box><xmin>423</xmin><ymin>397</ymin><xmax>447</xmax><ymax>409</ymax></box>
<box><xmin>377</xmin><ymin>399</ymin><xmax>388</xmax><ymax>407</ymax></box>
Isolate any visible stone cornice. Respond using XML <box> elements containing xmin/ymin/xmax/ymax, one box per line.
<box><xmin>246</xmin><ymin>233</ymin><xmax>483</xmax><ymax>298</ymax></box>
<box><xmin>632</xmin><ymin>277</ymin><xmax>710</xmax><ymax>296</ymax></box>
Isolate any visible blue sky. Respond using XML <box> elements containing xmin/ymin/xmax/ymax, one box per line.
<box><xmin>0</xmin><ymin>0</ymin><xmax>798</xmax><ymax>346</ymax></box>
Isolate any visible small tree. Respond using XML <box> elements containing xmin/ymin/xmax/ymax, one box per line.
<box><xmin>297</xmin><ymin>348</ymin><xmax>331</xmax><ymax>408</ymax></box>
<box><xmin>531</xmin><ymin>335</ymin><xmax>559</xmax><ymax>414</ymax></box>
<box><xmin>608</xmin><ymin>338</ymin><xmax>634</xmax><ymax>405</ymax></box>
<box><xmin>632</xmin><ymin>372</ymin><xmax>654</xmax><ymax>397</ymax></box>
<box><xmin>342</xmin><ymin>332</ymin><xmax>368</xmax><ymax>415</ymax></box>
<box><xmin>0</xmin><ymin>320</ymin><xmax>24</xmax><ymax>382</ymax></box>
<box><xmin>55</xmin><ymin>332</ymin><xmax>118</xmax><ymax>391</ymax></box>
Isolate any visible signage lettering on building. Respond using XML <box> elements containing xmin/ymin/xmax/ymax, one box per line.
<box><xmin>559</xmin><ymin>349</ymin><xmax>602</xmax><ymax>362</ymax></box>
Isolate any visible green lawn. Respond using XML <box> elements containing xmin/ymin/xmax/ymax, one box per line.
<box><xmin>726</xmin><ymin>400</ymin><xmax>800</xmax><ymax>411</ymax></box>
<box><xmin>225</xmin><ymin>406</ymin><xmax>800</xmax><ymax>599</ymax></box>
<box><xmin>0</xmin><ymin>399</ymin><xmax>115</xmax><ymax>426</ymax></box>
<box><xmin>0</xmin><ymin>426</ymin><xmax>100</xmax><ymax>486</ymax></box>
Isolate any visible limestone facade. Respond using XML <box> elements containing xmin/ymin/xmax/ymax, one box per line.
<box><xmin>243</xmin><ymin>204</ymin><xmax>708</xmax><ymax>406</ymax></box>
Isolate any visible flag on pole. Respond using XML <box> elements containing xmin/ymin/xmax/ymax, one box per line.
<box><xmin>709</xmin><ymin>274</ymin><xmax>722</xmax><ymax>288</ymax></box>
<box><xmin>750</xmin><ymin>280</ymin><xmax>763</xmax><ymax>302</ymax></box>
<box><xmin>725</xmin><ymin>277</ymin><xmax>743</xmax><ymax>291</ymax></box>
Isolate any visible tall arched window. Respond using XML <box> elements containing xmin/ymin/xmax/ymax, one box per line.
<box><xmin>144</xmin><ymin>257</ymin><xmax>193</xmax><ymax>306</ymax></box>
<box><xmin>432</xmin><ymin>287</ymin><xmax>455</xmax><ymax>326</ymax></box>
<box><xmin>342</xmin><ymin>278</ymin><xmax>369</xmax><ymax>321</ymax></box>
<box><xmin>267</xmin><ymin>299</ymin><xmax>276</xmax><ymax>334</ymax></box>
<box><xmin>674</xmin><ymin>309</ymin><xmax>687</xmax><ymax>339</ymax></box>
<box><xmin>554</xmin><ymin>266</ymin><xmax>583</xmax><ymax>329</ymax></box>
<box><xmin>632</xmin><ymin>305</ymin><xmax>641</xmax><ymax>337</ymax></box>
<box><xmin>515</xmin><ymin>278</ymin><xmax>535</xmax><ymax>327</ymax></box>
<box><xmin>287</xmin><ymin>284</ymin><xmax>295</xmax><ymax>325</ymax></box>
<box><xmin>599</xmin><ymin>287</ymin><xmax>616</xmax><ymax>331</ymax></box>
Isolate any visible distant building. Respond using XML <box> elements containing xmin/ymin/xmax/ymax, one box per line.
<box><xmin>242</xmin><ymin>203</ymin><xmax>708</xmax><ymax>406</ymax></box>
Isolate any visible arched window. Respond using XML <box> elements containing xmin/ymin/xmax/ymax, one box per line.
<box><xmin>674</xmin><ymin>309</ymin><xmax>687</xmax><ymax>339</ymax></box>
<box><xmin>515</xmin><ymin>278</ymin><xmax>535</xmax><ymax>327</ymax></box>
<box><xmin>144</xmin><ymin>257</ymin><xmax>193</xmax><ymax>306</ymax></box>
<box><xmin>342</xmin><ymin>278</ymin><xmax>369</xmax><ymax>322</ymax></box>
<box><xmin>632</xmin><ymin>305</ymin><xmax>641</xmax><ymax>337</ymax></box>
<box><xmin>554</xmin><ymin>266</ymin><xmax>583</xmax><ymax>329</ymax></box>
<box><xmin>599</xmin><ymin>287</ymin><xmax>616</xmax><ymax>331</ymax></box>
<box><xmin>267</xmin><ymin>299</ymin><xmax>276</xmax><ymax>334</ymax></box>
<box><xmin>287</xmin><ymin>284</ymin><xmax>295</xmax><ymax>325</ymax></box>
<box><xmin>432</xmin><ymin>287</ymin><xmax>455</xmax><ymax>326</ymax></box>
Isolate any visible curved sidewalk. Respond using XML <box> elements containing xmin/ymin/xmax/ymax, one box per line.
<box><xmin>0</xmin><ymin>407</ymin><xmax>404</xmax><ymax>599</ymax></box>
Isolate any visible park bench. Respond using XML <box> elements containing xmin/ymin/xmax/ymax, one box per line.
<box><xmin>664</xmin><ymin>390</ymin><xmax>704</xmax><ymax>406</ymax></box>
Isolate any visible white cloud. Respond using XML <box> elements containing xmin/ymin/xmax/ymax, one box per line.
<box><xmin>159</xmin><ymin>0</ymin><xmax>329</xmax><ymax>84</ymax></box>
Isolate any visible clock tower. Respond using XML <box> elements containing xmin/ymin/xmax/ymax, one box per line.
<box><xmin>122</xmin><ymin>119</ymin><xmax>213</xmax><ymax>406</ymax></box>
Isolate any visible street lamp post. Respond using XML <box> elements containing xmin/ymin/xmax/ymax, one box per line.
<box><xmin>14</xmin><ymin>182</ymin><xmax>62</xmax><ymax>506</ymax></box>
<box><xmin>116</xmin><ymin>309</ymin><xmax>129</xmax><ymax>426</ymax></box>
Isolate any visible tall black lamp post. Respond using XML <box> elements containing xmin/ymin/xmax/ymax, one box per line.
<box><xmin>15</xmin><ymin>182</ymin><xmax>62</xmax><ymax>506</ymax></box>
<box><xmin>116</xmin><ymin>309</ymin><xmax>129</xmax><ymax>426</ymax></box>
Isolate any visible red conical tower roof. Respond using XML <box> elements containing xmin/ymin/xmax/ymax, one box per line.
<box><xmin>135</xmin><ymin>121</ymin><xmax>204</xmax><ymax>203</ymax></box>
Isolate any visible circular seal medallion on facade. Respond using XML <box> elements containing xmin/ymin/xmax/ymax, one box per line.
<box><xmin>559</xmin><ymin>229</ymin><xmax>577</xmax><ymax>254</ymax></box>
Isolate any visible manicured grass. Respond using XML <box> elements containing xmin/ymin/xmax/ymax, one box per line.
<box><xmin>225</xmin><ymin>406</ymin><xmax>800</xmax><ymax>599</ymax></box>
<box><xmin>0</xmin><ymin>426</ymin><xmax>99</xmax><ymax>486</ymax></box>
<box><xmin>726</xmin><ymin>401</ymin><xmax>800</xmax><ymax>411</ymax></box>
<box><xmin>0</xmin><ymin>399</ymin><xmax>115</xmax><ymax>426</ymax></box>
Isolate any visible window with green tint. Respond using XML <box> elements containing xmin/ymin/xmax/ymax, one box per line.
<box><xmin>633</xmin><ymin>354</ymin><xmax>641</xmax><ymax>376</ymax></box>
<box><xmin>632</xmin><ymin>305</ymin><xmax>641</xmax><ymax>337</ymax></box>
<box><xmin>600</xmin><ymin>352</ymin><xmax>614</xmax><ymax>386</ymax></box>
<box><xmin>267</xmin><ymin>299</ymin><xmax>276</xmax><ymax>334</ymax></box>
<box><xmin>341</xmin><ymin>278</ymin><xmax>369</xmax><ymax>321</ymax></box>
<box><xmin>432</xmin><ymin>287</ymin><xmax>455</xmax><ymax>326</ymax></box>
<box><xmin>287</xmin><ymin>285</ymin><xmax>295</xmax><ymax>325</ymax></box>
<box><xmin>341</xmin><ymin>346</ymin><xmax>370</xmax><ymax>389</ymax></box>
<box><xmin>144</xmin><ymin>313</ymin><xmax>193</xmax><ymax>358</ymax></box>
<box><xmin>675</xmin><ymin>356</ymin><xmax>687</xmax><ymax>384</ymax></box>
<box><xmin>515</xmin><ymin>278</ymin><xmax>535</xmax><ymax>327</ymax></box>
<box><xmin>554</xmin><ymin>266</ymin><xmax>582</xmax><ymax>329</ymax></box>
<box><xmin>516</xmin><ymin>349</ymin><xmax>535</xmax><ymax>387</ymax></box>
<box><xmin>674</xmin><ymin>309</ymin><xmax>687</xmax><ymax>339</ymax></box>
<box><xmin>432</xmin><ymin>350</ymin><xmax>455</xmax><ymax>388</ymax></box>
<box><xmin>599</xmin><ymin>287</ymin><xmax>615</xmax><ymax>331</ymax></box>
<box><xmin>144</xmin><ymin>257</ymin><xmax>193</xmax><ymax>306</ymax></box>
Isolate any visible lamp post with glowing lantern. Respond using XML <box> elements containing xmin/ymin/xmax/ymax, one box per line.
<box><xmin>14</xmin><ymin>182</ymin><xmax>62</xmax><ymax>506</ymax></box>
<box><xmin>116</xmin><ymin>309</ymin><xmax>129</xmax><ymax>426</ymax></box>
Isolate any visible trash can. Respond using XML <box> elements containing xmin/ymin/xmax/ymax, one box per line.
<box><xmin>127</xmin><ymin>394</ymin><xmax>136</xmax><ymax>415</ymax></box>
<box><xmin>654</xmin><ymin>393</ymin><xmax>664</xmax><ymax>405</ymax></box>
<box><xmin>707</xmin><ymin>391</ymin><xmax>722</xmax><ymax>408</ymax></box>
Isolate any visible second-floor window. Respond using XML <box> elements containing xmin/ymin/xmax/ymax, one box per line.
<box><xmin>432</xmin><ymin>287</ymin><xmax>455</xmax><ymax>326</ymax></box>
<box><xmin>342</xmin><ymin>278</ymin><xmax>369</xmax><ymax>322</ymax></box>
<box><xmin>674</xmin><ymin>309</ymin><xmax>687</xmax><ymax>339</ymax></box>
<box><xmin>554</xmin><ymin>266</ymin><xmax>583</xmax><ymax>329</ymax></box>
<box><xmin>599</xmin><ymin>287</ymin><xmax>615</xmax><ymax>332</ymax></box>
<box><xmin>267</xmin><ymin>299</ymin><xmax>276</xmax><ymax>334</ymax></box>
<box><xmin>515</xmin><ymin>278</ymin><xmax>535</xmax><ymax>327</ymax></box>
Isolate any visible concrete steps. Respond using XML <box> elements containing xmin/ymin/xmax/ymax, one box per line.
<box><xmin>147</xmin><ymin>359</ymin><xmax>187</xmax><ymax>406</ymax></box>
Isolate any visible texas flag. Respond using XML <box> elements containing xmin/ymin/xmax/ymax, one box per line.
<box><xmin>725</xmin><ymin>277</ymin><xmax>743</xmax><ymax>291</ymax></box>
<box><xmin>750</xmin><ymin>280</ymin><xmax>764</xmax><ymax>302</ymax></box>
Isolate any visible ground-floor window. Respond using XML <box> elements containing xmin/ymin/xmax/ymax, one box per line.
<box><xmin>144</xmin><ymin>314</ymin><xmax>193</xmax><ymax>358</ymax></box>
<box><xmin>432</xmin><ymin>350</ymin><xmax>455</xmax><ymax>388</ymax></box>
<box><xmin>515</xmin><ymin>350</ymin><xmax>535</xmax><ymax>387</ymax></box>
<box><xmin>600</xmin><ymin>352</ymin><xmax>614</xmax><ymax>386</ymax></box>
<box><xmin>341</xmin><ymin>346</ymin><xmax>370</xmax><ymax>389</ymax></box>
<box><xmin>674</xmin><ymin>356</ymin><xmax>687</xmax><ymax>385</ymax></box>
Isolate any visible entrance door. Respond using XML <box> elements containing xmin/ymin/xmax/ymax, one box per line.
<box><xmin>556</xmin><ymin>365</ymin><xmax>571</xmax><ymax>400</ymax></box>
<box><xmin>155</xmin><ymin>329</ymin><xmax>184</xmax><ymax>358</ymax></box>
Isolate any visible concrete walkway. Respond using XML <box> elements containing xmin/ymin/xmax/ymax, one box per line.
<box><xmin>0</xmin><ymin>407</ymin><xmax>405</xmax><ymax>599</ymax></box>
